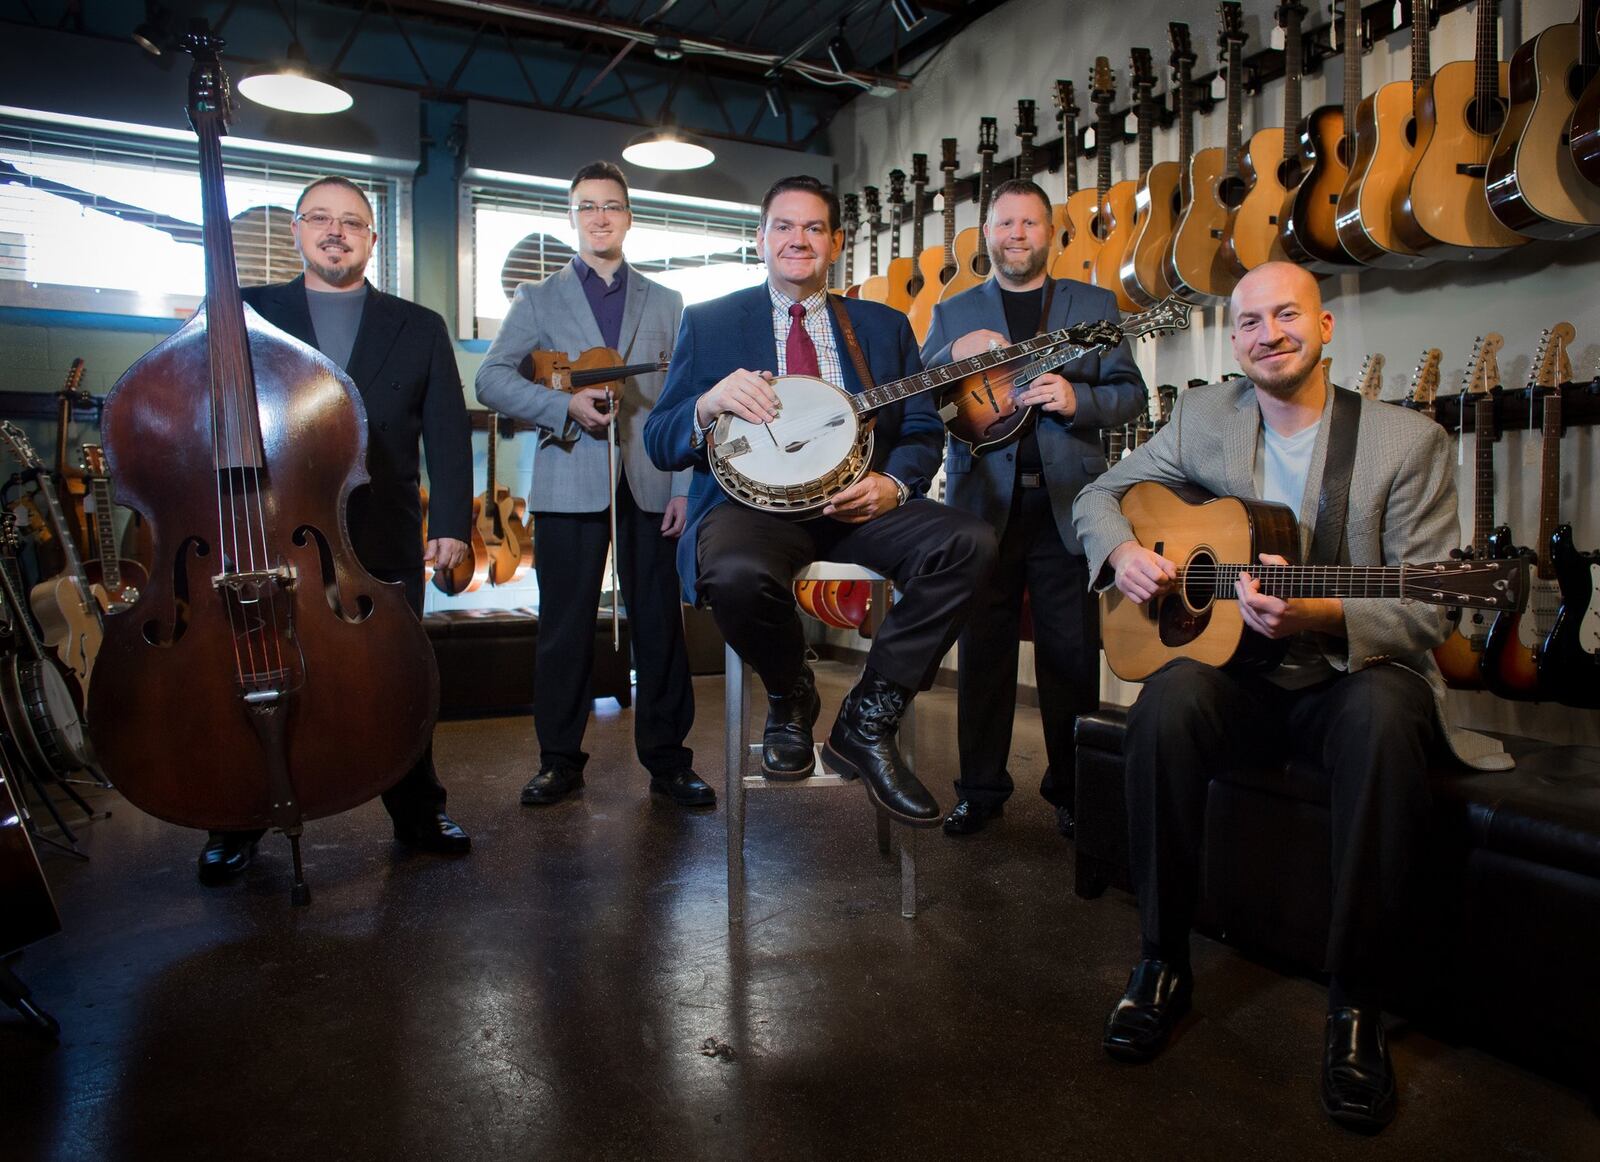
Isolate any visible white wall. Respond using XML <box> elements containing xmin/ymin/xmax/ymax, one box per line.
<box><xmin>827</xmin><ymin>0</ymin><xmax>1600</xmax><ymax>743</ymax></box>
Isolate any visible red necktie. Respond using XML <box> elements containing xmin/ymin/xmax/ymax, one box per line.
<box><xmin>785</xmin><ymin>302</ymin><xmax>820</xmax><ymax>377</ymax></box>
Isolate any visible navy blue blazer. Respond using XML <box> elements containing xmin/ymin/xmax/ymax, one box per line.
<box><xmin>644</xmin><ymin>283</ymin><xmax>943</xmax><ymax>602</ymax></box>
<box><xmin>921</xmin><ymin>277</ymin><xmax>1147</xmax><ymax>554</ymax></box>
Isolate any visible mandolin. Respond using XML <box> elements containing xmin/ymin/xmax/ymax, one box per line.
<box><xmin>80</xmin><ymin>444</ymin><xmax>147</xmax><ymax>612</ymax></box>
<box><xmin>1088</xmin><ymin>58</ymin><xmax>1140</xmax><ymax>311</ymax></box>
<box><xmin>1052</xmin><ymin>79</ymin><xmax>1101</xmax><ymax>281</ymax></box>
<box><xmin>1569</xmin><ymin>0</ymin><xmax>1600</xmax><ymax>184</ymax></box>
<box><xmin>1432</xmin><ymin>333</ymin><xmax>1505</xmax><ymax>688</ymax></box>
<box><xmin>1396</xmin><ymin>0</ymin><xmax>1530</xmax><ymax>258</ymax></box>
<box><xmin>1099</xmin><ymin>481</ymin><xmax>1527</xmax><ymax>682</ymax></box>
<box><xmin>942</xmin><ymin>117</ymin><xmax>999</xmax><ymax>300</ymax></box>
<box><xmin>1485</xmin><ymin>7</ymin><xmax>1600</xmax><ymax>240</ymax></box>
<box><xmin>873</xmin><ymin>169</ymin><xmax>912</xmax><ymax>310</ymax></box>
<box><xmin>1122</xmin><ymin>26</ymin><xmax>1195</xmax><ymax>307</ymax></box>
<box><xmin>1167</xmin><ymin>1</ymin><xmax>1248</xmax><ymax>304</ymax></box>
<box><xmin>1337</xmin><ymin>0</ymin><xmax>1435</xmax><ymax>268</ymax></box>
<box><xmin>899</xmin><ymin>154</ymin><xmax>930</xmax><ymax>310</ymax></box>
<box><xmin>1279</xmin><ymin>0</ymin><xmax>1361</xmax><ymax>270</ymax></box>
<box><xmin>1231</xmin><ymin>2</ymin><xmax>1307</xmax><ymax>273</ymax></box>
<box><xmin>907</xmin><ymin>139</ymin><xmax>958</xmax><ymax>342</ymax></box>
<box><xmin>858</xmin><ymin>185</ymin><xmax>888</xmax><ymax>303</ymax></box>
<box><xmin>1481</xmin><ymin>323</ymin><xmax>1576</xmax><ymax>700</ymax></box>
<box><xmin>477</xmin><ymin>412</ymin><xmax>532</xmax><ymax>587</ymax></box>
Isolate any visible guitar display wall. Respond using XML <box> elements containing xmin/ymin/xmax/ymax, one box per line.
<box><xmin>830</xmin><ymin>0</ymin><xmax>1600</xmax><ymax>744</ymax></box>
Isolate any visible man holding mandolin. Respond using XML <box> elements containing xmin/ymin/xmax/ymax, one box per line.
<box><xmin>476</xmin><ymin>161</ymin><xmax>707</xmax><ymax>810</ymax></box>
<box><xmin>1073</xmin><ymin>262</ymin><xmax>1511</xmax><ymax>1134</ymax></box>
<box><xmin>644</xmin><ymin>175</ymin><xmax>996</xmax><ymax>828</ymax></box>
<box><xmin>920</xmin><ymin>178</ymin><xmax>1146</xmax><ymax>840</ymax></box>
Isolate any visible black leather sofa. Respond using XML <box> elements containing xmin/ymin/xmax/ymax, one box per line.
<box><xmin>1074</xmin><ymin>707</ymin><xmax>1600</xmax><ymax>1100</ymax></box>
<box><xmin>424</xmin><ymin>608</ymin><xmax>631</xmax><ymax>718</ymax></box>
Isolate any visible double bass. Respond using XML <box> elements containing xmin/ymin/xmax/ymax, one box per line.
<box><xmin>85</xmin><ymin>33</ymin><xmax>438</xmax><ymax>904</ymax></box>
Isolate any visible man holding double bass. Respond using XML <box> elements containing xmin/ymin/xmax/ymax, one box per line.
<box><xmin>475</xmin><ymin>161</ymin><xmax>707</xmax><ymax>810</ymax></box>
<box><xmin>196</xmin><ymin>175</ymin><xmax>475</xmax><ymax>884</ymax></box>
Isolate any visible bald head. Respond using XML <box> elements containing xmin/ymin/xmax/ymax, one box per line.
<box><xmin>1228</xmin><ymin>261</ymin><xmax>1334</xmax><ymax>400</ymax></box>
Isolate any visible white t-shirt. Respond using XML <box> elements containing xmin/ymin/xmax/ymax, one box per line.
<box><xmin>1254</xmin><ymin>419</ymin><xmax>1336</xmax><ymax>689</ymax></box>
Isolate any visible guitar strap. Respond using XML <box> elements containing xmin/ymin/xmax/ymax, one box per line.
<box><xmin>1306</xmin><ymin>386</ymin><xmax>1362</xmax><ymax>567</ymax></box>
<box><xmin>1034</xmin><ymin>278</ymin><xmax>1056</xmax><ymax>339</ymax></box>
<box><xmin>826</xmin><ymin>295</ymin><xmax>877</xmax><ymax>391</ymax></box>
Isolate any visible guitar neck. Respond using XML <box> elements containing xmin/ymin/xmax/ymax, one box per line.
<box><xmin>1412</xmin><ymin>0</ymin><xmax>1432</xmax><ymax>109</ymax></box>
<box><xmin>1472</xmin><ymin>394</ymin><xmax>1495</xmax><ymax>555</ymax></box>
<box><xmin>1064</xmin><ymin>120</ymin><xmax>1079</xmax><ymax>197</ymax></box>
<box><xmin>1282</xmin><ymin>8</ymin><xmax>1303</xmax><ymax>161</ymax></box>
<box><xmin>1176</xmin><ymin>64</ymin><xmax>1195</xmax><ymax>196</ymax></box>
<box><xmin>1472</xmin><ymin>0</ymin><xmax>1499</xmax><ymax>133</ymax></box>
<box><xmin>35</xmin><ymin>476</ymin><xmax>92</xmax><ymax>602</ymax></box>
<box><xmin>91</xmin><ymin>474</ymin><xmax>121</xmax><ymax>590</ymax></box>
<box><xmin>1096</xmin><ymin>111</ymin><xmax>1114</xmax><ymax>197</ymax></box>
<box><xmin>1194</xmin><ymin>563</ymin><xmax>1434</xmax><ymax>600</ymax></box>
<box><xmin>942</xmin><ymin>174</ymin><xmax>957</xmax><ymax>261</ymax></box>
<box><xmin>1343</xmin><ymin>0</ymin><xmax>1362</xmax><ymax>158</ymax></box>
<box><xmin>911</xmin><ymin>185</ymin><xmax>926</xmax><ymax>253</ymax></box>
<box><xmin>1018</xmin><ymin>134</ymin><xmax>1035</xmax><ymax>182</ymax></box>
<box><xmin>1224</xmin><ymin>41</ymin><xmax>1244</xmax><ymax>178</ymax></box>
<box><xmin>1537</xmin><ymin>391</ymin><xmax>1561</xmax><ymax>576</ymax></box>
<box><xmin>485</xmin><ymin>413</ymin><xmax>500</xmax><ymax>495</ymax></box>
<box><xmin>1136</xmin><ymin>90</ymin><xmax>1154</xmax><ymax>174</ymax></box>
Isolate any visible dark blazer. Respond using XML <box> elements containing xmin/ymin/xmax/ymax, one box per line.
<box><xmin>242</xmin><ymin>276</ymin><xmax>473</xmax><ymax>571</ymax></box>
<box><xmin>644</xmin><ymin>283</ymin><xmax>943</xmax><ymax>602</ymax></box>
<box><xmin>921</xmin><ymin>277</ymin><xmax>1147</xmax><ymax>554</ymax></box>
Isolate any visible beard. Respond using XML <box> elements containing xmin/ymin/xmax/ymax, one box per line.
<box><xmin>1244</xmin><ymin>343</ymin><xmax>1321</xmax><ymax>397</ymax></box>
<box><xmin>988</xmin><ymin>241</ymin><xmax>1049</xmax><ymax>283</ymax></box>
<box><xmin>300</xmin><ymin>243</ymin><xmax>367</xmax><ymax>288</ymax></box>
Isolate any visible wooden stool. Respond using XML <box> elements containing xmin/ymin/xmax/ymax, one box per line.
<box><xmin>723</xmin><ymin>562</ymin><xmax>919</xmax><ymax>925</ymax></box>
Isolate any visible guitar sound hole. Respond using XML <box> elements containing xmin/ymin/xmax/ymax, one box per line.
<box><xmin>1404</xmin><ymin>116</ymin><xmax>1418</xmax><ymax>148</ymax></box>
<box><xmin>1183</xmin><ymin>549</ymin><xmax>1216</xmax><ymax>610</ymax></box>
<box><xmin>1466</xmin><ymin>96</ymin><xmax>1507</xmax><ymax>138</ymax></box>
<box><xmin>1219</xmin><ymin>177</ymin><xmax>1247</xmax><ymax>210</ymax></box>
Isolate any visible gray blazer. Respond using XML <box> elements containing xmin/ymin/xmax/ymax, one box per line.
<box><xmin>1071</xmin><ymin>378</ymin><xmax>1511</xmax><ymax>771</ymax></box>
<box><xmin>921</xmin><ymin>277</ymin><xmax>1147</xmax><ymax>553</ymax></box>
<box><xmin>475</xmin><ymin>261</ymin><xmax>690</xmax><ymax>514</ymax></box>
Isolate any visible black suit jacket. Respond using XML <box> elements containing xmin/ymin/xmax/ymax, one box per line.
<box><xmin>241</xmin><ymin>276</ymin><xmax>473</xmax><ymax>571</ymax></box>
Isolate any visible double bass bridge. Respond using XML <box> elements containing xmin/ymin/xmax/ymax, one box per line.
<box><xmin>212</xmin><ymin>566</ymin><xmax>296</xmax><ymax>601</ymax></box>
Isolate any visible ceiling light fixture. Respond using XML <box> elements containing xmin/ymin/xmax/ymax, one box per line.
<box><xmin>826</xmin><ymin>21</ymin><xmax>855</xmax><ymax>75</ymax></box>
<box><xmin>131</xmin><ymin>2</ymin><xmax>172</xmax><ymax>56</ymax></box>
<box><xmin>889</xmin><ymin>0</ymin><xmax>926</xmax><ymax>34</ymax></box>
<box><xmin>622</xmin><ymin>126</ymin><xmax>714</xmax><ymax>170</ymax></box>
<box><xmin>237</xmin><ymin>1</ymin><xmax>354</xmax><ymax>115</ymax></box>
<box><xmin>764</xmin><ymin>79</ymin><xmax>789</xmax><ymax>121</ymax></box>
<box><xmin>652</xmin><ymin>34</ymin><xmax>683</xmax><ymax>61</ymax></box>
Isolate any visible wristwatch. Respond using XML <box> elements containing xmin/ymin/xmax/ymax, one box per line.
<box><xmin>884</xmin><ymin>473</ymin><xmax>911</xmax><ymax>506</ymax></box>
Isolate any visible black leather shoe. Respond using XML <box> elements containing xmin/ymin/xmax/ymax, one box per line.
<box><xmin>1054</xmin><ymin>804</ymin><xmax>1076</xmax><ymax>839</ymax></box>
<box><xmin>196</xmin><ymin>830</ymin><xmax>263</xmax><ymax>886</ymax></box>
<box><xmin>1321</xmin><ymin>1006</ymin><xmax>1397</xmax><ymax>1134</ymax></box>
<box><xmin>942</xmin><ymin>798</ymin><xmax>1002</xmax><ymax>836</ymax></box>
<box><xmin>520</xmin><ymin>765</ymin><xmax>584</xmax><ymax>806</ymax></box>
<box><xmin>1103</xmin><ymin>958</ymin><xmax>1193</xmax><ymax>1063</ymax></box>
<box><xmin>820</xmin><ymin>668</ymin><xmax>941</xmax><ymax>827</ymax></box>
<box><xmin>393</xmin><ymin>809</ymin><xmax>471</xmax><ymax>854</ymax></box>
<box><xmin>650</xmin><ymin>768</ymin><xmax>716</xmax><ymax>807</ymax></box>
<box><xmin>763</xmin><ymin>666</ymin><xmax>821</xmax><ymax>779</ymax></box>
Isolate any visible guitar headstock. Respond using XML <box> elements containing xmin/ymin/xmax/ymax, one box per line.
<box><xmin>1406</xmin><ymin>348</ymin><xmax>1443</xmax><ymax>409</ymax></box>
<box><xmin>1053</xmin><ymin>80</ymin><xmax>1080</xmax><ymax>127</ymax></box>
<box><xmin>1157</xmin><ymin>383</ymin><xmax>1178</xmax><ymax>425</ymax></box>
<box><xmin>888</xmin><ymin>168</ymin><xmax>907</xmax><ymax>213</ymax></box>
<box><xmin>1402</xmin><ymin>558</ymin><xmax>1527</xmax><ymax>612</ymax></box>
<box><xmin>1274</xmin><ymin>1</ymin><xmax>1308</xmax><ymax>31</ymax></box>
<box><xmin>863</xmin><ymin>185</ymin><xmax>881</xmax><ymax>226</ymax></box>
<box><xmin>0</xmin><ymin>510</ymin><xmax>15</xmax><ymax>558</ymax></box>
<box><xmin>940</xmin><ymin>138</ymin><xmax>959</xmax><ymax>176</ymax></box>
<box><xmin>1124</xmin><ymin>297</ymin><xmax>1194</xmax><ymax>342</ymax></box>
<box><xmin>978</xmin><ymin>116</ymin><xmax>998</xmax><ymax>156</ymax></box>
<box><xmin>1462</xmin><ymin>333</ymin><xmax>1505</xmax><ymax>396</ymax></box>
<box><xmin>1527</xmin><ymin>321</ymin><xmax>1576</xmax><ymax>391</ymax></box>
<box><xmin>911</xmin><ymin>153</ymin><xmax>929</xmax><ymax>189</ymax></box>
<box><xmin>842</xmin><ymin>193</ymin><xmax>860</xmax><ymax>236</ymax></box>
<box><xmin>82</xmin><ymin>443</ymin><xmax>108</xmax><ymax>477</ymax></box>
<box><xmin>0</xmin><ymin>421</ymin><xmax>44</xmax><ymax>473</ymax></box>
<box><xmin>1015</xmin><ymin>98</ymin><xmax>1037</xmax><ymax>141</ymax></box>
<box><xmin>1356</xmin><ymin>352</ymin><xmax>1386</xmax><ymax>401</ymax></box>
<box><xmin>1129</xmin><ymin>48</ymin><xmax>1155</xmax><ymax>99</ymax></box>
<box><xmin>61</xmin><ymin>358</ymin><xmax>85</xmax><ymax>398</ymax></box>
<box><xmin>1168</xmin><ymin>22</ymin><xmax>1196</xmax><ymax>72</ymax></box>
<box><xmin>1218</xmin><ymin>1</ymin><xmax>1246</xmax><ymax>50</ymax></box>
<box><xmin>1092</xmin><ymin>57</ymin><xmax>1117</xmax><ymax>109</ymax></box>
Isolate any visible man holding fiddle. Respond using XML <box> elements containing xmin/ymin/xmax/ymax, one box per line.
<box><xmin>643</xmin><ymin>175</ymin><xmax>996</xmax><ymax>827</ymax></box>
<box><xmin>921</xmin><ymin>178</ymin><xmax>1146</xmax><ymax>839</ymax></box>
<box><xmin>198</xmin><ymin>174</ymin><xmax>474</xmax><ymax>884</ymax></box>
<box><xmin>476</xmin><ymin>161</ymin><xmax>706</xmax><ymax>809</ymax></box>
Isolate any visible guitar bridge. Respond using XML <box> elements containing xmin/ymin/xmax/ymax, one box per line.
<box><xmin>1455</xmin><ymin>163</ymin><xmax>1488</xmax><ymax>178</ymax></box>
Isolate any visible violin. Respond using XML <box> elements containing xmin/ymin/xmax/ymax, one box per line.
<box><xmin>518</xmin><ymin>347</ymin><xmax>668</xmax><ymax>394</ymax></box>
<box><xmin>85</xmin><ymin>34</ymin><xmax>438</xmax><ymax>904</ymax></box>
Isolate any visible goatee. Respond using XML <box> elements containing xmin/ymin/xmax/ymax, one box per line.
<box><xmin>304</xmin><ymin>255</ymin><xmax>366</xmax><ymax>288</ymax></box>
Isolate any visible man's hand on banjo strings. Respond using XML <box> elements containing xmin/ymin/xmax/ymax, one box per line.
<box><xmin>696</xmin><ymin>369</ymin><xmax>779</xmax><ymax>427</ymax></box>
<box><xmin>823</xmin><ymin>472</ymin><xmax>900</xmax><ymax>524</ymax></box>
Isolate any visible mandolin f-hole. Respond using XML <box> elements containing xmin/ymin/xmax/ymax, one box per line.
<box><xmin>142</xmin><ymin>535</ymin><xmax>205</xmax><ymax>647</ymax></box>
<box><xmin>294</xmin><ymin>524</ymin><xmax>374</xmax><ymax>624</ymax></box>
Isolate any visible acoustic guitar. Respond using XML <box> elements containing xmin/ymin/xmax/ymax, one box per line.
<box><xmin>1111</xmin><ymin>47</ymin><xmax>1166</xmax><ymax>306</ymax></box>
<box><xmin>478</xmin><ymin>413</ymin><xmax>532</xmax><ymax>586</ymax></box>
<box><xmin>1167</xmin><ymin>1</ymin><xmax>1248</xmax><ymax>304</ymax></box>
<box><xmin>1335</xmin><ymin>0</ymin><xmax>1434</xmax><ymax>268</ymax></box>
<box><xmin>941</xmin><ymin>117</ymin><xmax>999</xmax><ymax>300</ymax></box>
<box><xmin>874</xmin><ymin>169</ymin><xmax>912</xmax><ymax>311</ymax></box>
<box><xmin>1051</xmin><ymin>79</ymin><xmax>1099</xmax><ymax>279</ymax></box>
<box><xmin>1396</xmin><ymin>0</ymin><xmax>1530</xmax><ymax>258</ymax></box>
<box><xmin>1279</xmin><ymin>0</ymin><xmax>1361</xmax><ymax>270</ymax></box>
<box><xmin>1485</xmin><ymin>8</ymin><xmax>1600</xmax><ymax>240</ymax></box>
<box><xmin>857</xmin><ymin>185</ymin><xmax>887</xmax><ymax>302</ymax></box>
<box><xmin>906</xmin><ymin>139</ymin><xmax>958</xmax><ymax>342</ymax></box>
<box><xmin>1481</xmin><ymin>323</ymin><xmax>1576</xmax><ymax>701</ymax></box>
<box><xmin>1431</xmin><ymin>333</ymin><xmax>1505</xmax><ymax>688</ymax></box>
<box><xmin>1087</xmin><ymin>58</ymin><xmax>1141</xmax><ymax>311</ymax></box>
<box><xmin>1100</xmin><ymin>481</ymin><xmax>1526</xmax><ymax>682</ymax></box>
<box><xmin>897</xmin><ymin>154</ymin><xmax>930</xmax><ymax>312</ymax></box>
<box><xmin>1230</xmin><ymin>2</ymin><xmax>1307</xmax><ymax>273</ymax></box>
<box><xmin>1568</xmin><ymin>0</ymin><xmax>1600</xmax><ymax>184</ymax></box>
<box><xmin>1122</xmin><ymin>26</ymin><xmax>1196</xmax><ymax>307</ymax></box>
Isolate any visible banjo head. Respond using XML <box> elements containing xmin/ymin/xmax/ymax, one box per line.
<box><xmin>710</xmin><ymin>375</ymin><xmax>872</xmax><ymax>513</ymax></box>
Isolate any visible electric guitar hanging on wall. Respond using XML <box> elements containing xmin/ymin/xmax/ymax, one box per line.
<box><xmin>1403</xmin><ymin>346</ymin><xmax>1443</xmax><ymax>418</ymax></box>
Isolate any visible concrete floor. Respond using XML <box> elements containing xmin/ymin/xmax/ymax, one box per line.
<box><xmin>3</xmin><ymin>662</ymin><xmax>1595</xmax><ymax>1161</ymax></box>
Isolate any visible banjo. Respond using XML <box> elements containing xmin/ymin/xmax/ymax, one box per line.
<box><xmin>709</xmin><ymin>297</ymin><xmax>1191</xmax><ymax>514</ymax></box>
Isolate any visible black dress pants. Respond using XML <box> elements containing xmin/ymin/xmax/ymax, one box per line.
<box><xmin>954</xmin><ymin>485</ymin><xmax>1098</xmax><ymax>811</ymax></box>
<box><xmin>531</xmin><ymin>467</ymin><xmax>694</xmax><ymax>776</ymax></box>
<box><xmin>1124</xmin><ymin>658</ymin><xmax>1437</xmax><ymax>995</ymax></box>
<box><xmin>695</xmin><ymin>497</ymin><xmax>997</xmax><ymax>695</ymax></box>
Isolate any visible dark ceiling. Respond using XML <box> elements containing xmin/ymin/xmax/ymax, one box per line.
<box><xmin>15</xmin><ymin>0</ymin><xmax>1014</xmax><ymax>150</ymax></box>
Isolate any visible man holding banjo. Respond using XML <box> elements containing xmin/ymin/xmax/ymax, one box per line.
<box><xmin>644</xmin><ymin>175</ymin><xmax>996</xmax><ymax>827</ymax></box>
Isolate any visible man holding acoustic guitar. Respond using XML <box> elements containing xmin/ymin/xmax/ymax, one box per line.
<box><xmin>644</xmin><ymin>175</ymin><xmax>996</xmax><ymax>828</ymax></box>
<box><xmin>476</xmin><ymin>161</ymin><xmax>708</xmax><ymax>810</ymax></box>
<box><xmin>1074</xmin><ymin>261</ymin><xmax>1512</xmax><ymax>1133</ymax></box>
<box><xmin>920</xmin><ymin>178</ymin><xmax>1146</xmax><ymax>840</ymax></box>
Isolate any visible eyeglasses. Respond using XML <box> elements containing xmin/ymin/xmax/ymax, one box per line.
<box><xmin>295</xmin><ymin>211</ymin><xmax>374</xmax><ymax>233</ymax></box>
<box><xmin>571</xmin><ymin>201</ymin><xmax>629</xmax><ymax>216</ymax></box>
